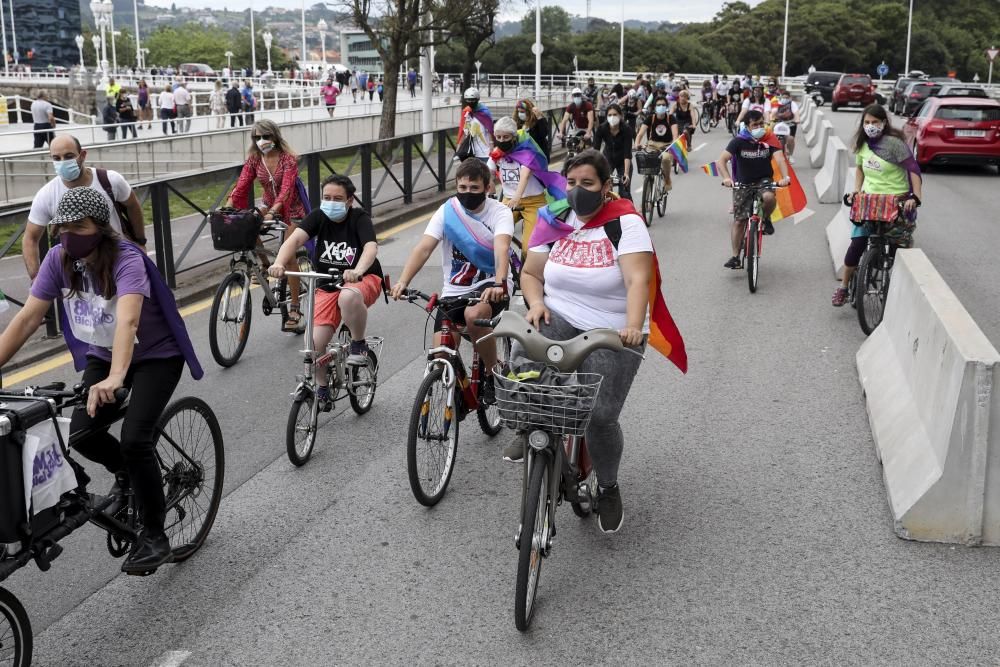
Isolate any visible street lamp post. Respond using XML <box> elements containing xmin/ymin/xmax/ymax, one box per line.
<box><xmin>111</xmin><ymin>30</ymin><xmax>120</xmax><ymax>72</ymax></box>
<box><xmin>132</xmin><ymin>0</ymin><xmax>142</xmax><ymax>71</ymax></box>
<box><xmin>0</xmin><ymin>0</ymin><xmax>9</xmax><ymax>76</ymax></box>
<box><xmin>262</xmin><ymin>30</ymin><xmax>273</xmax><ymax>74</ymax></box>
<box><xmin>780</xmin><ymin>0</ymin><xmax>789</xmax><ymax>82</ymax></box>
<box><xmin>225</xmin><ymin>50</ymin><xmax>234</xmax><ymax>72</ymax></box>
<box><xmin>249</xmin><ymin>1</ymin><xmax>256</xmax><ymax>75</ymax></box>
<box><xmin>75</xmin><ymin>34</ymin><xmax>85</xmax><ymax>70</ymax></box>
<box><xmin>619</xmin><ymin>0</ymin><xmax>624</xmax><ymax>76</ymax></box>
<box><xmin>300</xmin><ymin>0</ymin><xmax>306</xmax><ymax>69</ymax></box>
<box><xmin>474</xmin><ymin>60</ymin><xmax>482</xmax><ymax>85</ymax></box>
<box><xmin>8</xmin><ymin>0</ymin><xmax>18</xmax><ymax>65</ymax></box>
<box><xmin>317</xmin><ymin>19</ymin><xmax>327</xmax><ymax>65</ymax></box>
<box><xmin>904</xmin><ymin>0</ymin><xmax>914</xmax><ymax>76</ymax></box>
<box><xmin>533</xmin><ymin>0</ymin><xmax>541</xmax><ymax>99</ymax></box>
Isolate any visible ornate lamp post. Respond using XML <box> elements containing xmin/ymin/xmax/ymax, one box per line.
<box><xmin>75</xmin><ymin>34</ymin><xmax>85</xmax><ymax>71</ymax></box>
<box><xmin>262</xmin><ymin>30</ymin><xmax>273</xmax><ymax>74</ymax></box>
<box><xmin>90</xmin><ymin>0</ymin><xmax>111</xmax><ymax>76</ymax></box>
<box><xmin>317</xmin><ymin>19</ymin><xmax>327</xmax><ymax>65</ymax></box>
<box><xmin>225</xmin><ymin>50</ymin><xmax>234</xmax><ymax>71</ymax></box>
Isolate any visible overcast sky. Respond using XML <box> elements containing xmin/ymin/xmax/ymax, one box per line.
<box><xmin>143</xmin><ymin>0</ymin><xmax>766</xmax><ymax>24</ymax></box>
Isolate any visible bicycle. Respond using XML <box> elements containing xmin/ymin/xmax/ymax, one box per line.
<box><xmin>399</xmin><ymin>289</ymin><xmax>509</xmax><ymax>506</ymax></box>
<box><xmin>635</xmin><ymin>148</ymin><xmax>669</xmax><ymax>226</ymax></box>
<box><xmin>283</xmin><ymin>269</ymin><xmax>384</xmax><ymax>466</ymax></box>
<box><xmin>0</xmin><ymin>382</ymin><xmax>225</xmax><ymax>666</ymax></box>
<box><xmin>475</xmin><ymin>310</ymin><xmax>642</xmax><ymax>631</ymax></box>
<box><xmin>698</xmin><ymin>99</ymin><xmax>719</xmax><ymax>133</ymax></box>
<box><xmin>208</xmin><ymin>214</ymin><xmax>313</xmax><ymax>368</ymax></box>
<box><xmin>563</xmin><ymin>129</ymin><xmax>588</xmax><ymax>158</ymax></box>
<box><xmin>731</xmin><ymin>180</ymin><xmax>783</xmax><ymax>294</ymax></box>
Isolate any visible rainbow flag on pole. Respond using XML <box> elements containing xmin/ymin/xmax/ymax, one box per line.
<box><xmin>667</xmin><ymin>133</ymin><xmax>689</xmax><ymax>173</ymax></box>
<box><xmin>701</xmin><ymin>162</ymin><xmax>720</xmax><ymax>177</ymax></box>
<box><xmin>770</xmin><ymin>159</ymin><xmax>808</xmax><ymax>222</ymax></box>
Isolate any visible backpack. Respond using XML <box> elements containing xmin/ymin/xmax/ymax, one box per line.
<box><xmin>94</xmin><ymin>168</ymin><xmax>140</xmax><ymax>243</ymax></box>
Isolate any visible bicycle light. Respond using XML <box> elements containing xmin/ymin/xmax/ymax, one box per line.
<box><xmin>528</xmin><ymin>430</ymin><xmax>550</xmax><ymax>451</ymax></box>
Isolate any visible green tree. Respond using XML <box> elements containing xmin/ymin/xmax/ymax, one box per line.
<box><xmin>519</xmin><ymin>6</ymin><xmax>572</xmax><ymax>38</ymax></box>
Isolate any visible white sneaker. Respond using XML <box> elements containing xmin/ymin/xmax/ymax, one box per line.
<box><xmin>788</xmin><ymin>156</ymin><xmax>796</xmax><ymax>165</ymax></box>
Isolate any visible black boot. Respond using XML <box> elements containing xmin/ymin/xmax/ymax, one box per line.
<box><xmin>122</xmin><ymin>530</ymin><xmax>172</xmax><ymax>575</ymax></box>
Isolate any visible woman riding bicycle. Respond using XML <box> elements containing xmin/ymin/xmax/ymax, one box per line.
<box><xmin>268</xmin><ymin>174</ymin><xmax>383</xmax><ymax>406</ymax></box>
<box><xmin>0</xmin><ymin>188</ymin><xmax>203</xmax><ymax>574</ymax></box>
<box><xmin>508</xmin><ymin>149</ymin><xmax>654</xmax><ymax>534</ymax></box>
<box><xmin>592</xmin><ymin>103</ymin><xmax>634</xmax><ymax>201</ymax></box>
<box><xmin>226</xmin><ymin>119</ymin><xmax>309</xmax><ymax>332</ymax></box>
<box><xmin>735</xmin><ymin>84</ymin><xmax>771</xmax><ymax>127</ymax></box>
<box><xmin>832</xmin><ymin>104</ymin><xmax>923</xmax><ymax>307</ymax></box>
<box><xmin>671</xmin><ymin>89</ymin><xmax>699</xmax><ymax>145</ymax></box>
<box><xmin>513</xmin><ymin>99</ymin><xmax>550</xmax><ymax>160</ymax></box>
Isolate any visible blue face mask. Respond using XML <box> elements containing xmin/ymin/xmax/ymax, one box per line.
<box><xmin>321</xmin><ymin>200</ymin><xmax>348</xmax><ymax>221</ymax></box>
<box><xmin>655</xmin><ymin>105</ymin><xmax>667</xmax><ymax>115</ymax></box>
<box><xmin>53</xmin><ymin>159</ymin><xmax>81</xmax><ymax>181</ymax></box>
<box><xmin>750</xmin><ymin>127</ymin><xmax>766</xmax><ymax>140</ymax></box>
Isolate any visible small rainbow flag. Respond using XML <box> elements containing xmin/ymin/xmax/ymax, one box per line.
<box><xmin>667</xmin><ymin>133</ymin><xmax>689</xmax><ymax>173</ymax></box>
<box><xmin>770</xmin><ymin>159</ymin><xmax>808</xmax><ymax>222</ymax></box>
<box><xmin>701</xmin><ymin>162</ymin><xmax>720</xmax><ymax>177</ymax></box>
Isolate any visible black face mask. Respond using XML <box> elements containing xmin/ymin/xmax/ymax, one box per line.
<box><xmin>567</xmin><ymin>186</ymin><xmax>604</xmax><ymax>217</ymax></box>
<box><xmin>456</xmin><ymin>191</ymin><xmax>487</xmax><ymax>211</ymax></box>
<box><xmin>496</xmin><ymin>139</ymin><xmax>515</xmax><ymax>152</ymax></box>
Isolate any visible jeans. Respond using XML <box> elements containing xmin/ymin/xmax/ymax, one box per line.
<box><xmin>160</xmin><ymin>108</ymin><xmax>176</xmax><ymax>134</ymax></box>
<box><xmin>611</xmin><ymin>160</ymin><xmax>633</xmax><ymax>200</ymax></box>
<box><xmin>229</xmin><ymin>111</ymin><xmax>244</xmax><ymax>127</ymax></box>
<box><xmin>119</xmin><ymin>121</ymin><xmax>138</xmax><ymax>139</ymax></box>
<box><xmin>32</xmin><ymin>122</ymin><xmax>54</xmax><ymax>148</ymax></box>
<box><xmin>70</xmin><ymin>356</ymin><xmax>184</xmax><ymax>534</ymax></box>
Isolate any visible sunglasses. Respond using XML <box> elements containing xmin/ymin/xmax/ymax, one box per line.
<box><xmin>252</xmin><ymin>134</ymin><xmax>273</xmax><ymax>141</ymax></box>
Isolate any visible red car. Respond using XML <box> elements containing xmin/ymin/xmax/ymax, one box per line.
<box><xmin>903</xmin><ymin>97</ymin><xmax>1000</xmax><ymax>172</ymax></box>
<box><xmin>831</xmin><ymin>74</ymin><xmax>876</xmax><ymax>111</ymax></box>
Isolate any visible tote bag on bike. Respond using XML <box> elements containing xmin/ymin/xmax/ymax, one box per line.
<box><xmin>849</xmin><ymin>193</ymin><xmax>901</xmax><ymax>225</ymax></box>
<box><xmin>209</xmin><ymin>208</ymin><xmax>261</xmax><ymax>251</ymax></box>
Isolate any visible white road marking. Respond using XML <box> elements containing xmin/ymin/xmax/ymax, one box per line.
<box><xmin>792</xmin><ymin>207</ymin><xmax>817</xmax><ymax>225</ymax></box>
<box><xmin>150</xmin><ymin>650</ymin><xmax>191</xmax><ymax>667</ymax></box>
<box><xmin>692</xmin><ymin>142</ymin><xmax>707</xmax><ymax>153</ymax></box>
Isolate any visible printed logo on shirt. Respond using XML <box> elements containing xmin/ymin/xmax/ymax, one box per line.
<box><xmin>864</xmin><ymin>156</ymin><xmax>883</xmax><ymax>172</ymax></box>
<box><xmin>320</xmin><ymin>241</ymin><xmax>356</xmax><ymax>266</ymax></box>
<box><xmin>448</xmin><ymin>247</ymin><xmax>484</xmax><ymax>286</ymax></box>
<box><xmin>549</xmin><ymin>238</ymin><xmax>615</xmax><ymax>268</ymax></box>
<box><xmin>654</xmin><ymin>124</ymin><xmax>668</xmax><ymax>137</ymax></box>
<box><xmin>739</xmin><ymin>147</ymin><xmax>771</xmax><ymax>160</ymax></box>
<box><xmin>71</xmin><ymin>294</ymin><xmax>115</xmax><ymax>327</ymax></box>
<box><xmin>500</xmin><ymin>165</ymin><xmax>521</xmax><ymax>186</ymax></box>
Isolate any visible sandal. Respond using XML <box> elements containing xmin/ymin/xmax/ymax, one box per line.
<box><xmin>831</xmin><ymin>288</ymin><xmax>849</xmax><ymax>308</ymax></box>
<box><xmin>283</xmin><ymin>305</ymin><xmax>304</xmax><ymax>332</ymax></box>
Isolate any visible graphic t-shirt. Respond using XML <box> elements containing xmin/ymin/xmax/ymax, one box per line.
<box><xmin>30</xmin><ymin>245</ymin><xmax>180</xmax><ymax>362</ymax></box>
<box><xmin>741</xmin><ymin>98</ymin><xmax>772</xmax><ymax>117</ymax></box>
<box><xmin>487</xmin><ymin>155</ymin><xmax>544</xmax><ymax>199</ymax></box>
<box><xmin>529</xmin><ymin>211</ymin><xmax>653</xmax><ymax>332</ymax></box>
<box><xmin>725</xmin><ymin>136</ymin><xmax>779</xmax><ymax>183</ymax></box>
<box><xmin>423</xmin><ymin>197</ymin><xmax>514</xmax><ymax>298</ymax></box>
<box><xmin>297</xmin><ymin>207</ymin><xmax>382</xmax><ymax>292</ymax></box>
<box><xmin>856</xmin><ymin>144</ymin><xmax>909</xmax><ymax>195</ymax></box>
<box><xmin>774</xmin><ymin>100</ymin><xmax>799</xmax><ymax>121</ymax></box>
<box><xmin>644</xmin><ymin>113</ymin><xmax>674</xmax><ymax>143</ymax></box>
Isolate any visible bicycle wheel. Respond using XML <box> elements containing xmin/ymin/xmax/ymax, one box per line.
<box><xmin>477</xmin><ymin>358</ymin><xmax>503</xmax><ymax>437</ymax></box>
<box><xmin>656</xmin><ymin>178</ymin><xmax>667</xmax><ymax>218</ymax></box>
<box><xmin>856</xmin><ymin>245</ymin><xmax>888</xmax><ymax>335</ymax></box>
<box><xmin>407</xmin><ymin>368</ymin><xmax>460</xmax><ymax>506</ymax></box>
<box><xmin>641</xmin><ymin>176</ymin><xmax>655</xmax><ymax>226</ymax></box>
<box><xmin>515</xmin><ymin>450</ymin><xmax>550</xmax><ymax>632</ymax></box>
<box><xmin>0</xmin><ymin>587</ymin><xmax>31</xmax><ymax>667</ymax></box>
<box><xmin>699</xmin><ymin>108</ymin><xmax>711</xmax><ymax>133</ymax></box>
<box><xmin>208</xmin><ymin>272</ymin><xmax>252</xmax><ymax>367</ymax></box>
<box><xmin>746</xmin><ymin>221</ymin><xmax>759</xmax><ymax>293</ymax></box>
<box><xmin>286</xmin><ymin>389</ymin><xmax>319</xmax><ymax>467</ymax></box>
<box><xmin>349</xmin><ymin>347</ymin><xmax>378</xmax><ymax>415</ymax></box>
<box><xmin>155</xmin><ymin>396</ymin><xmax>225</xmax><ymax>561</ymax></box>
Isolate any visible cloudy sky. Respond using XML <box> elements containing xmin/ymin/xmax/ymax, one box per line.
<box><xmin>144</xmin><ymin>0</ymin><xmax>766</xmax><ymax>24</ymax></box>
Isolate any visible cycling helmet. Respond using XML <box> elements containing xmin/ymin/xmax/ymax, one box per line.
<box><xmin>572</xmin><ymin>87</ymin><xmax>583</xmax><ymax>96</ymax></box>
<box><xmin>655</xmin><ymin>80</ymin><xmax>667</xmax><ymax>90</ymax></box>
<box><xmin>463</xmin><ymin>87</ymin><xmax>480</xmax><ymax>99</ymax></box>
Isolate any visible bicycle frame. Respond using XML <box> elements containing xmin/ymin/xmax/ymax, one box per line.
<box><xmin>421</xmin><ymin>307</ymin><xmax>480</xmax><ymax>418</ymax></box>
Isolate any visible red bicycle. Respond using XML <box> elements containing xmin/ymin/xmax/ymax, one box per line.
<box><xmin>732</xmin><ymin>180</ymin><xmax>782</xmax><ymax>293</ymax></box>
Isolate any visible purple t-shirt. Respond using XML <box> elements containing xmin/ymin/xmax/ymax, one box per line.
<box><xmin>31</xmin><ymin>245</ymin><xmax>182</xmax><ymax>363</ymax></box>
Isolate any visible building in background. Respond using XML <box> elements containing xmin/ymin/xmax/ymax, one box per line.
<box><xmin>339</xmin><ymin>29</ymin><xmax>384</xmax><ymax>74</ymax></box>
<box><xmin>5</xmin><ymin>0</ymin><xmax>82</xmax><ymax>68</ymax></box>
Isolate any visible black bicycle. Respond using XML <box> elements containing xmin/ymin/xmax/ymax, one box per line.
<box><xmin>843</xmin><ymin>194</ymin><xmax>908</xmax><ymax>335</ymax></box>
<box><xmin>0</xmin><ymin>382</ymin><xmax>224</xmax><ymax>666</ymax></box>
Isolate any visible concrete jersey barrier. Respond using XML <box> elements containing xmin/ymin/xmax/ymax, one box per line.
<box><xmin>813</xmin><ymin>134</ymin><xmax>847</xmax><ymax>203</ymax></box>
<box><xmin>857</xmin><ymin>249</ymin><xmax>1000</xmax><ymax>545</ymax></box>
<box><xmin>824</xmin><ymin>167</ymin><xmax>857</xmax><ymax>279</ymax></box>
<box><xmin>808</xmin><ymin>120</ymin><xmax>833</xmax><ymax>167</ymax></box>
<box><xmin>805</xmin><ymin>111</ymin><xmax>826</xmax><ymax>150</ymax></box>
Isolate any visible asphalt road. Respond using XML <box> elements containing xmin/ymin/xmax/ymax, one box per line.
<box><xmin>4</xmin><ymin>107</ymin><xmax>1000</xmax><ymax>665</ymax></box>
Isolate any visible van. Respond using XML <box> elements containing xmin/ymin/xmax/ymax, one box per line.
<box><xmin>179</xmin><ymin>63</ymin><xmax>216</xmax><ymax>78</ymax></box>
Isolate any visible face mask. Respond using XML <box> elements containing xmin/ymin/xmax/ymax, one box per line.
<box><xmin>863</xmin><ymin>123</ymin><xmax>884</xmax><ymax>138</ymax></box>
<box><xmin>256</xmin><ymin>139</ymin><xmax>275</xmax><ymax>153</ymax></box>
<box><xmin>517</xmin><ymin>111</ymin><xmax>527</xmax><ymax>121</ymax></box>
<box><xmin>573</xmin><ymin>96</ymin><xmax>583</xmax><ymax>105</ymax></box>
<box><xmin>321</xmin><ymin>200</ymin><xmax>348</xmax><ymax>221</ymax></box>
<box><xmin>780</xmin><ymin>97</ymin><xmax>790</xmax><ymax>105</ymax></box>
<box><xmin>60</xmin><ymin>231</ymin><xmax>102</xmax><ymax>260</ymax></box>
<box><xmin>496</xmin><ymin>139</ymin><xmax>515</xmax><ymax>152</ymax></box>
<box><xmin>456</xmin><ymin>191</ymin><xmax>486</xmax><ymax>211</ymax></box>
<box><xmin>750</xmin><ymin>127</ymin><xmax>766</xmax><ymax>140</ymax></box>
<box><xmin>567</xmin><ymin>186</ymin><xmax>604</xmax><ymax>217</ymax></box>
<box><xmin>53</xmin><ymin>159</ymin><xmax>81</xmax><ymax>181</ymax></box>
<box><xmin>607</xmin><ymin>115</ymin><xmax>621</xmax><ymax>127</ymax></box>
<box><xmin>655</xmin><ymin>105</ymin><xmax>667</xmax><ymax>115</ymax></box>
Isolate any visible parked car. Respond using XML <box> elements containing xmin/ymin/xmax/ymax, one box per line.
<box><xmin>903</xmin><ymin>97</ymin><xmax>1000</xmax><ymax>172</ymax></box>
<box><xmin>930</xmin><ymin>84</ymin><xmax>989</xmax><ymax>99</ymax></box>
<box><xmin>900</xmin><ymin>80</ymin><xmax>938</xmax><ymax>116</ymax></box>
<box><xmin>890</xmin><ymin>76</ymin><xmax>927</xmax><ymax>114</ymax></box>
<box><xmin>831</xmin><ymin>73</ymin><xmax>876</xmax><ymax>111</ymax></box>
<box><xmin>805</xmin><ymin>71</ymin><xmax>842</xmax><ymax>103</ymax></box>
<box><xmin>179</xmin><ymin>63</ymin><xmax>216</xmax><ymax>78</ymax></box>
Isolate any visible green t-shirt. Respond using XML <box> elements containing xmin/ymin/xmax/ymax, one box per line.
<box><xmin>856</xmin><ymin>143</ymin><xmax>909</xmax><ymax>195</ymax></box>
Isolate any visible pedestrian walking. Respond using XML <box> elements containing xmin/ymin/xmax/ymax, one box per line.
<box><xmin>22</xmin><ymin>134</ymin><xmax>147</xmax><ymax>280</ymax></box>
<box><xmin>116</xmin><ymin>90</ymin><xmax>138</xmax><ymax>139</ymax></box>
<box><xmin>350</xmin><ymin>70</ymin><xmax>359</xmax><ymax>102</ymax></box>
<box><xmin>321</xmin><ymin>77</ymin><xmax>340</xmax><ymax>118</ymax></box>
<box><xmin>158</xmin><ymin>84</ymin><xmax>177</xmax><ymax>135</ymax></box>
<box><xmin>174</xmin><ymin>81</ymin><xmax>192</xmax><ymax>133</ymax></box>
<box><xmin>30</xmin><ymin>91</ymin><xmax>56</xmax><ymax>149</ymax></box>
<box><xmin>226</xmin><ymin>81</ymin><xmax>243</xmax><ymax>127</ymax></box>
<box><xmin>209</xmin><ymin>80</ymin><xmax>227</xmax><ymax>129</ymax></box>
<box><xmin>367</xmin><ymin>77</ymin><xmax>375</xmax><ymax>101</ymax></box>
<box><xmin>241</xmin><ymin>80</ymin><xmax>257</xmax><ymax>125</ymax></box>
<box><xmin>407</xmin><ymin>68</ymin><xmax>417</xmax><ymax>98</ymax></box>
<box><xmin>102</xmin><ymin>102</ymin><xmax>119</xmax><ymax>141</ymax></box>
<box><xmin>376</xmin><ymin>79</ymin><xmax>384</xmax><ymax>102</ymax></box>
<box><xmin>137</xmin><ymin>79</ymin><xmax>153</xmax><ymax>129</ymax></box>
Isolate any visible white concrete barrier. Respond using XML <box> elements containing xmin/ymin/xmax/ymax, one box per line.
<box><xmin>804</xmin><ymin>110</ymin><xmax>824</xmax><ymax>147</ymax></box>
<box><xmin>801</xmin><ymin>98</ymin><xmax>814</xmax><ymax>129</ymax></box>
<box><xmin>808</xmin><ymin>120</ymin><xmax>833</xmax><ymax>167</ymax></box>
<box><xmin>857</xmin><ymin>249</ymin><xmax>1000</xmax><ymax>545</ymax></box>
<box><xmin>825</xmin><ymin>167</ymin><xmax>857</xmax><ymax>279</ymax></box>
<box><xmin>813</xmin><ymin>134</ymin><xmax>847</xmax><ymax>202</ymax></box>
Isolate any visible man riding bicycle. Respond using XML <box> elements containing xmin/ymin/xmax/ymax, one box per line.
<box><xmin>557</xmin><ymin>88</ymin><xmax>595</xmax><ymax>145</ymax></box>
<box><xmin>716</xmin><ymin>109</ymin><xmax>791</xmax><ymax>269</ymax></box>
<box><xmin>770</xmin><ymin>90</ymin><xmax>801</xmax><ymax>164</ymax></box>
<box><xmin>634</xmin><ymin>94</ymin><xmax>678</xmax><ymax>192</ymax></box>
<box><xmin>390</xmin><ymin>159</ymin><xmax>513</xmax><ymax>402</ymax></box>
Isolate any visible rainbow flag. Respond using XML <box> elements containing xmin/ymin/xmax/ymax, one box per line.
<box><xmin>489</xmin><ymin>132</ymin><xmax>567</xmax><ymax>202</ymax></box>
<box><xmin>667</xmin><ymin>133</ymin><xmax>689</xmax><ymax>173</ymax></box>
<box><xmin>701</xmin><ymin>162</ymin><xmax>719</xmax><ymax>177</ymax></box>
<box><xmin>770</xmin><ymin>159</ymin><xmax>808</xmax><ymax>222</ymax></box>
<box><xmin>458</xmin><ymin>104</ymin><xmax>493</xmax><ymax>144</ymax></box>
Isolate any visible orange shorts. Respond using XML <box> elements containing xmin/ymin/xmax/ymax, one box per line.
<box><xmin>314</xmin><ymin>273</ymin><xmax>382</xmax><ymax>329</ymax></box>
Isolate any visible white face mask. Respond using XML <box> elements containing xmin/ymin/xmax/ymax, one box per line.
<box><xmin>863</xmin><ymin>122</ymin><xmax>884</xmax><ymax>138</ymax></box>
<box><xmin>256</xmin><ymin>138</ymin><xmax>275</xmax><ymax>153</ymax></box>
<box><xmin>573</xmin><ymin>96</ymin><xmax>583</xmax><ymax>105</ymax></box>
<box><xmin>517</xmin><ymin>111</ymin><xmax>527</xmax><ymax>121</ymax></box>
<box><xmin>607</xmin><ymin>115</ymin><xmax>621</xmax><ymax>127</ymax></box>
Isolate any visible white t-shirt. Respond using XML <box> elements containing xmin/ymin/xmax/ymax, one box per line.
<box><xmin>741</xmin><ymin>98</ymin><xmax>772</xmax><ymax>116</ymax></box>
<box><xmin>28</xmin><ymin>168</ymin><xmax>132</xmax><ymax>234</ymax></box>
<box><xmin>159</xmin><ymin>91</ymin><xmax>175</xmax><ymax>110</ymax></box>
<box><xmin>174</xmin><ymin>87</ymin><xmax>192</xmax><ymax>106</ymax></box>
<box><xmin>487</xmin><ymin>156</ymin><xmax>544</xmax><ymax>199</ymax></box>
<box><xmin>530</xmin><ymin>211</ymin><xmax>653</xmax><ymax>332</ymax></box>
<box><xmin>423</xmin><ymin>197</ymin><xmax>514</xmax><ymax>298</ymax></box>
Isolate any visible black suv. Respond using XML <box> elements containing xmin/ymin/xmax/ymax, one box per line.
<box><xmin>890</xmin><ymin>77</ymin><xmax>927</xmax><ymax>114</ymax></box>
<box><xmin>805</xmin><ymin>71</ymin><xmax>842</xmax><ymax>103</ymax></box>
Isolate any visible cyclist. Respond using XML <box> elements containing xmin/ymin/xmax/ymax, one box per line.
<box><xmin>770</xmin><ymin>90</ymin><xmax>801</xmax><ymax>164</ymax></box>
<box><xmin>457</xmin><ymin>87</ymin><xmax>494</xmax><ymax>162</ymax></box>
<box><xmin>634</xmin><ymin>94</ymin><xmax>678</xmax><ymax>192</ymax></box>
<box><xmin>488</xmin><ymin>116</ymin><xmax>565</xmax><ymax>259</ymax></box>
<box><xmin>832</xmin><ymin>104</ymin><xmax>923</xmax><ymax>307</ymax></box>
<box><xmin>557</xmin><ymin>88</ymin><xmax>595</xmax><ymax>144</ymax></box>
<box><xmin>735</xmin><ymin>84</ymin><xmax>771</xmax><ymax>127</ymax></box>
<box><xmin>226</xmin><ymin>119</ymin><xmax>308</xmax><ymax>332</ymax></box>
<box><xmin>507</xmin><ymin>149</ymin><xmax>654</xmax><ymax>533</ymax></box>
<box><xmin>389</xmin><ymin>159</ymin><xmax>513</xmax><ymax>400</ymax></box>
<box><xmin>582</xmin><ymin>77</ymin><xmax>599</xmax><ymax>106</ymax></box>
<box><xmin>671</xmin><ymin>89</ymin><xmax>699</xmax><ymax>145</ymax></box>
<box><xmin>642</xmin><ymin>80</ymin><xmax>668</xmax><ymax>113</ymax></box>
<box><xmin>592</xmin><ymin>103</ymin><xmax>634</xmax><ymax>200</ymax></box>
<box><xmin>0</xmin><ymin>188</ymin><xmax>203</xmax><ymax>574</ymax></box>
<box><xmin>268</xmin><ymin>174</ymin><xmax>383</xmax><ymax>407</ymax></box>
<box><xmin>513</xmin><ymin>98</ymin><xmax>551</xmax><ymax>160</ymax></box>
<box><xmin>717</xmin><ymin>109</ymin><xmax>791</xmax><ymax>269</ymax></box>
<box><xmin>716</xmin><ymin>75</ymin><xmax>732</xmax><ymax>122</ymax></box>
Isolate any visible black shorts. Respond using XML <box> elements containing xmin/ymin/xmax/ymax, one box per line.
<box><xmin>433</xmin><ymin>288</ymin><xmax>507</xmax><ymax>331</ymax></box>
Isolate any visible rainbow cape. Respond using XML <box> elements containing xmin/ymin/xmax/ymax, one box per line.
<box><xmin>458</xmin><ymin>104</ymin><xmax>494</xmax><ymax>144</ymax></box>
<box><xmin>530</xmin><ymin>198</ymin><xmax>688</xmax><ymax>373</ymax></box>
<box><xmin>729</xmin><ymin>128</ymin><xmax>808</xmax><ymax>222</ymax></box>
<box><xmin>442</xmin><ymin>197</ymin><xmax>497</xmax><ymax>273</ymax></box>
<box><xmin>667</xmin><ymin>133</ymin><xmax>689</xmax><ymax>173</ymax></box>
<box><xmin>489</xmin><ymin>132</ymin><xmax>567</xmax><ymax>202</ymax></box>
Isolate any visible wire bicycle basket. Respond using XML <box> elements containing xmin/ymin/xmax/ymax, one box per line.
<box><xmin>492</xmin><ymin>369</ymin><xmax>603</xmax><ymax>436</ymax></box>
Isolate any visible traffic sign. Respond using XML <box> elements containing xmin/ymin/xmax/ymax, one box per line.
<box><xmin>987</xmin><ymin>47</ymin><xmax>999</xmax><ymax>63</ymax></box>
<box><xmin>877</xmin><ymin>62</ymin><xmax>890</xmax><ymax>77</ymax></box>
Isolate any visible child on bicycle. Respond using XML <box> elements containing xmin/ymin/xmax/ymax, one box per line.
<box><xmin>389</xmin><ymin>158</ymin><xmax>513</xmax><ymax>403</ymax></box>
<box><xmin>717</xmin><ymin>109</ymin><xmax>790</xmax><ymax>269</ymax></box>
<box><xmin>0</xmin><ymin>187</ymin><xmax>203</xmax><ymax>575</ymax></box>
<box><xmin>269</xmin><ymin>174</ymin><xmax>383</xmax><ymax>407</ymax></box>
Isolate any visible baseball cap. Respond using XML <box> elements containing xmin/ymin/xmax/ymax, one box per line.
<box><xmin>49</xmin><ymin>187</ymin><xmax>110</xmax><ymax>227</ymax></box>
<box><xmin>572</xmin><ymin>87</ymin><xmax>583</xmax><ymax>95</ymax></box>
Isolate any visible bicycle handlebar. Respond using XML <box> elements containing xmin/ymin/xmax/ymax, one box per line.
<box><xmin>0</xmin><ymin>383</ymin><xmax>130</xmax><ymax>407</ymax></box>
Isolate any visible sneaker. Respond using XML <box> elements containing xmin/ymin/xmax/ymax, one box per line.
<box><xmin>762</xmin><ymin>215</ymin><xmax>775</xmax><ymax>236</ymax></box>
<box><xmin>831</xmin><ymin>287</ymin><xmax>849</xmax><ymax>308</ymax></box>
<box><xmin>347</xmin><ymin>339</ymin><xmax>370</xmax><ymax>366</ymax></box>
<box><xmin>316</xmin><ymin>385</ymin><xmax>332</xmax><ymax>411</ymax></box>
<box><xmin>481</xmin><ymin>374</ymin><xmax>496</xmax><ymax>406</ymax></box>
<box><xmin>788</xmin><ymin>156</ymin><xmax>796</xmax><ymax>165</ymax></box>
<box><xmin>596</xmin><ymin>484</ymin><xmax>624</xmax><ymax>533</ymax></box>
<box><xmin>121</xmin><ymin>530</ymin><xmax>172</xmax><ymax>574</ymax></box>
<box><xmin>724</xmin><ymin>256</ymin><xmax>740</xmax><ymax>270</ymax></box>
<box><xmin>502</xmin><ymin>433</ymin><xmax>526</xmax><ymax>463</ymax></box>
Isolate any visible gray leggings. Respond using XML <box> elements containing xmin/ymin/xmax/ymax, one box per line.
<box><xmin>513</xmin><ymin>309</ymin><xmax>645</xmax><ymax>486</ymax></box>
